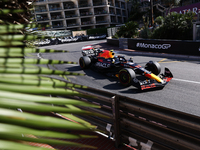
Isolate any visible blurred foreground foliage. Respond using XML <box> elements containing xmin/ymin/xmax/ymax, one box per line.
<box><xmin>0</xmin><ymin>0</ymin><xmax>99</xmax><ymax>149</ymax></box>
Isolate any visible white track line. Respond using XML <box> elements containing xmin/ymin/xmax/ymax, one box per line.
<box><xmin>173</xmin><ymin>78</ymin><xmax>200</xmax><ymax>84</ymax></box>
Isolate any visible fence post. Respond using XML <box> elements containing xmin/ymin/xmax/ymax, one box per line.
<box><xmin>112</xmin><ymin>95</ymin><xmax>122</xmax><ymax>148</ymax></box>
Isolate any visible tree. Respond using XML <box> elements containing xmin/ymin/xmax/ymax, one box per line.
<box><xmin>114</xmin><ymin>21</ymin><xmax>139</xmax><ymax>38</ymax></box>
<box><xmin>128</xmin><ymin>0</ymin><xmax>146</xmax><ymax>22</ymax></box>
<box><xmin>154</xmin><ymin>16</ymin><xmax>164</xmax><ymax>26</ymax></box>
<box><xmin>0</xmin><ymin>0</ymin><xmax>98</xmax><ymax>149</ymax></box>
<box><xmin>151</xmin><ymin>11</ymin><xmax>195</xmax><ymax>40</ymax></box>
<box><xmin>161</xmin><ymin>0</ymin><xmax>182</xmax><ymax>14</ymax></box>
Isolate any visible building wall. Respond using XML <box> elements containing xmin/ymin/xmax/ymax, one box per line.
<box><xmin>34</xmin><ymin>0</ymin><xmax>128</xmax><ymax>31</ymax></box>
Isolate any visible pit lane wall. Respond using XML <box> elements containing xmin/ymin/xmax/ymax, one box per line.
<box><xmin>107</xmin><ymin>38</ymin><xmax>200</xmax><ymax>56</ymax></box>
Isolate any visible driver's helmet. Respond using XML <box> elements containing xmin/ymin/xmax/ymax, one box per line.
<box><xmin>110</xmin><ymin>50</ymin><xmax>115</xmax><ymax>57</ymax></box>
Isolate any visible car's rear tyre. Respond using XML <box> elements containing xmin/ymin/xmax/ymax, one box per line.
<box><xmin>145</xmin><ymin>61</ymin><xmax>161</xmax><ymax>75</ymax></box>
<box><xmin>79</xmin><ymin>56</ymin><xmax>91</xmax><ymax>69</ymax></box>
<box><xmin>118</xmin><ymin>68</ymin><xmax>136</xmax><ymax>86</ymax></box>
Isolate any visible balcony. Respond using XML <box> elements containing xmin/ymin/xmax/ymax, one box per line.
<box><xmin>63</xmin><ymin>4</ymin><xmax>77</xmax><ymax>9</ymax></box>
<box><xmin>93</xmin><ymin>2</ymin><xmax>106</xmax><ymax>6</ymax></box>
<box><xmin>108</xmin><ymin>1</ymin><xmax>114</xmax><ymax>6</ymax></box>
<box><xmin>116</xmin><ymin>10</ymin><xmax>121</xmax><ymax>16</ymax></box>
<box><xmin>52</xmin><ymin>23</ymin><xmax>63</xmax><ymax>28</ymax></box>
<box><xmin>96</xmin><ymin>20</ymin><xmax>108</xmax><ymax>24</ymax></box>
<box><xmin>121</xmin><ymin>4</ymin><xmax>125</xmax><ymax>9</ymax></box>
<box><xmin>49</xmin><ymin>4</ymin><xmax>62</xmax><ymax>11</ymax></box>
<box><xmin>49</xmin><ymin>7</ymin><xmax>62</xmax><ymax>11</ymax></box>
<box><xmin>36</xmin><ymin>17</ymin><xmax>49</xmax><ymax>21</ymax></box>
<box><xmin>81</xmin><ymin>21</ymin><xmax>94</xmax><ymax>25</ymax></box>
<box><xmin>66</xmin><ymin>14</ymin><xmax>78</xmax><ymax>18</ymax></box>
<box><xmin>35</xmin><ymin>6</ymin><xmax>47</xmax><ymax>13</ymax></box>
<box><xmin>68</xmin><ymin>23</ymin><xmax>79</xmax><ymax>27</ymax></box>
<box><xmin>122</xmin><ymin>12</ymin><xmax>126</xmax><ymax>17</ymax></box>
<box><xmin>110</xmin><ymin>12</ymin><xmax>115</xmax><ymax>15</ymax></box>
<box><xmin>48</xmin><ymin>0</ymin><xmax>62</xmax><ymax>2</ymax></box>
<box><xmin>79</xmin><ymin>4</ymin><xmax>91</xmax><ymax>8</ymax></box>
<box><xmin>115</xmin><ymin>3</ymin><xmax>120</xmax><ymax>8</ymax></box>
<box><xmin>94</xmin><ymin>10</ymin><xmax>107</xmax><ymax>15</ymax></box>
<box><xmin>80</xmin><ymin>12</ymin><xmax>93</xmax><ymax>16</ymax></box>
<box><xmin>35</xmin><ymin>0</ymin><xmax>46</xmax><ymax>2</ymax></box>
<box><xmin>52</xmin><ymin>25</ymin><xmax>64</xmax><ymax>28</ymax></box>
<box><xmin>111</xmin><ymin>20</ymin><xmax>117</xmax><ymax>23</ymax></box>
<box><xmin>51</xmin><ymin>15</ymin><xmax>63</xmax><ymax>20</ymax></box>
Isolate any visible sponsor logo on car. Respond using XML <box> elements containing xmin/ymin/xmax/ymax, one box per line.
<box><xmin>95</xmin><ymin>62</ymin><xmax>111</xmax><ymax>68</ymax></box>
<box><xmin>136</xmin><ymin>43</ymin><xmax>171</xmax><ymax>49</ymax></box>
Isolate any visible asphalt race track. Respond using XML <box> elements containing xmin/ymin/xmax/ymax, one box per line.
<box><xmin>39</xmin><ymin>40</ymin><xmax>200</xmax><ymax>117</ymax></box>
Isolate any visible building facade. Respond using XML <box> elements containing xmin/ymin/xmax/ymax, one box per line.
<box><xmin>33</xmin><ymin>0</ymin><xmax>128</xmax><ymax>31</ymax></box>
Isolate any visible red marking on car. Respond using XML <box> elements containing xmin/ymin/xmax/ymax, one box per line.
<box><xmin>141</xmin><ymin>83</ymin><xmax>156</xmax><ymax>90</ymax></box>
<box><xmin>145</xmin><ymin>73</ymin><xmax>152</xmax><ymax>78</ymax></box>
<box><xmin>98</xmin><ymin>59</ymin><xmax>103</xmax><ymax>62</ymax></box>
<box><xmin>82</xmin><ymin>45</ymin><xmax>93</xmax><ymax>50</ymax></box>
<box><xmin>98</xmin><ymin>50</ymin><xmax>114</xmax><ymax>59</ymax></box>
<box><xmin>164</xmin><ymin>77</ymin><xmax>173</xmax><ymax>82</ymax></box>
<box><xmin>135</xmin><ymin>65</ymin><xmax>142</xmax><ymax>68</ymax></box>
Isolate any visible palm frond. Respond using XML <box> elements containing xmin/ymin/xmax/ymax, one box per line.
<box><xmin>0</xmin><ymin>0</ymin><xmax>98</xmax><ymax>149</ymax></box>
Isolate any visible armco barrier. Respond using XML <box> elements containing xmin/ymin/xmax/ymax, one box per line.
<box><xmin>71</xmin><ymin>86</ymin><xmax>200</xmax><ymax>150</ymax></box>
<box><xmin>107</xmin><ymin>38</ymin><xmax>200</xmax><ymax>56</ymax></box>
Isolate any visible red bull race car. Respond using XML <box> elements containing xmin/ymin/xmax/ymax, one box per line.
<box><xmin>79</xmin><ymin>46</ymin><xmax>173</xmax><ymax>90</ymax></box>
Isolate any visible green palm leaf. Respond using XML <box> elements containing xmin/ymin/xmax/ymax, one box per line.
<box><xmin>0</xmin><ymin>99</ymin><xmax>96</xmax><ymax>114</ymax></box>
<box><xmin>0</xmin><ymin>9</ymin><xmax>24</xmax><ymax>14</ymax></box>
<box><xmin>0</xmin><ymin>135</ymin><xmax>96</xmax><ymax>148</ymax></box>
<box><xmin>0</xmin><ymin>35</ymin><xmax>48</xmax><ymax>41</ymax></box>
<box><xmin>0</xmin><ymin>90</ymin><xmax>97</xmax><ymax>107</ymax></box>
<box><xmin>0</xmin><ymin>108</ymin><xmax>96</xmax><ymax>130</ymax></box>
<box><xmin>0</xmin><ymin>41</ymin><xmax>24</xmax><ymax>46</ymax></box>
<box><xmin>0</xmin><ymin>123</ymin><xmax>96</xmax><ymax>139</ymax></box>
<box><xmin>0</xmin><ymin>67</ymin><xmax>83</xmax><ymax>75</ymax></box>
<box><xmin>0</xmin><ymin>83</ymin><xmax>85</xmax><ymax>96</ymax></box>
<box><xmin>0</xmin><ymin>47</ymin><xmax>66</xmax><ymax>54</ymax></box>
<box><xmin>0</xmin><ymin>58</ymin><xmax>77</xmax><ymax>65</ymax></box>
<box><xmin>0</xmin><ymin>24</ymin><xmax>37</xmax><ymax>33</ymax></box>
<box><xmin>0</xmin><ymin>140</ymin><xmax>53</xmax><ymax>150</ymax></box>
<box><xmin>0</xmin><ymin>0</ymin><xmax>99</xmax><ymax>148</ymax></box>
<box><xmin>0</xmin><ymin>74</ymin><xmax>87</xmax><ymax>88</ymax></box>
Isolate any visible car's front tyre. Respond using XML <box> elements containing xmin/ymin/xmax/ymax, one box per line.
<box><xmin>145</xmin><ymin>61</ymin><xmax>161</xmax><ymax>75</ymax></box>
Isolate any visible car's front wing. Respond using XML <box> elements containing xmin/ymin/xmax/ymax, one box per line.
<box><xmin>132</xmin><ymin>68</ymin><xmax>173</xmax><ymax>90</ymax></box>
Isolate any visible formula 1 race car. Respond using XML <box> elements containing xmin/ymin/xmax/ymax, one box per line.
<box><xmin>79</xmin><ymin>46</ymin><xmax>173</xmax><ymax>90</ymax></box>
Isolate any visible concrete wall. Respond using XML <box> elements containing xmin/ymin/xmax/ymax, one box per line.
<box><xmin>107</xmin><ymin>38</ymin><xmax>119</xmax><ymax>47</ymax></box>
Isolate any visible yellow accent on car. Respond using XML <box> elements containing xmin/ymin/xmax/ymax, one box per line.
<box><xmin>150</xmin><ymin>73</ymin><xmax>163</xmax><ymax>83</ymax></box>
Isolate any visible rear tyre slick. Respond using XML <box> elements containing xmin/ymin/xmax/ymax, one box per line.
<box><xmin>145</xmin><ymin>61</ymin><xmax>161</xmax><ymax>75</ymax></box>
<box><xmin>79</xmin><ymin>56</ymin><xmax>91</xmax><ymax>69</ymax></box>
<box><xmin>118</xmin><ymin>68</ymin><xmax>136</xmax><ymax>86</ymax></box>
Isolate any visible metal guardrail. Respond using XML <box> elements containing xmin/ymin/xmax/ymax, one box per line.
<box><xmin>72</xmin><ymin>86</ymin><xmax>200</xmax><ymax>150</ymax></box>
